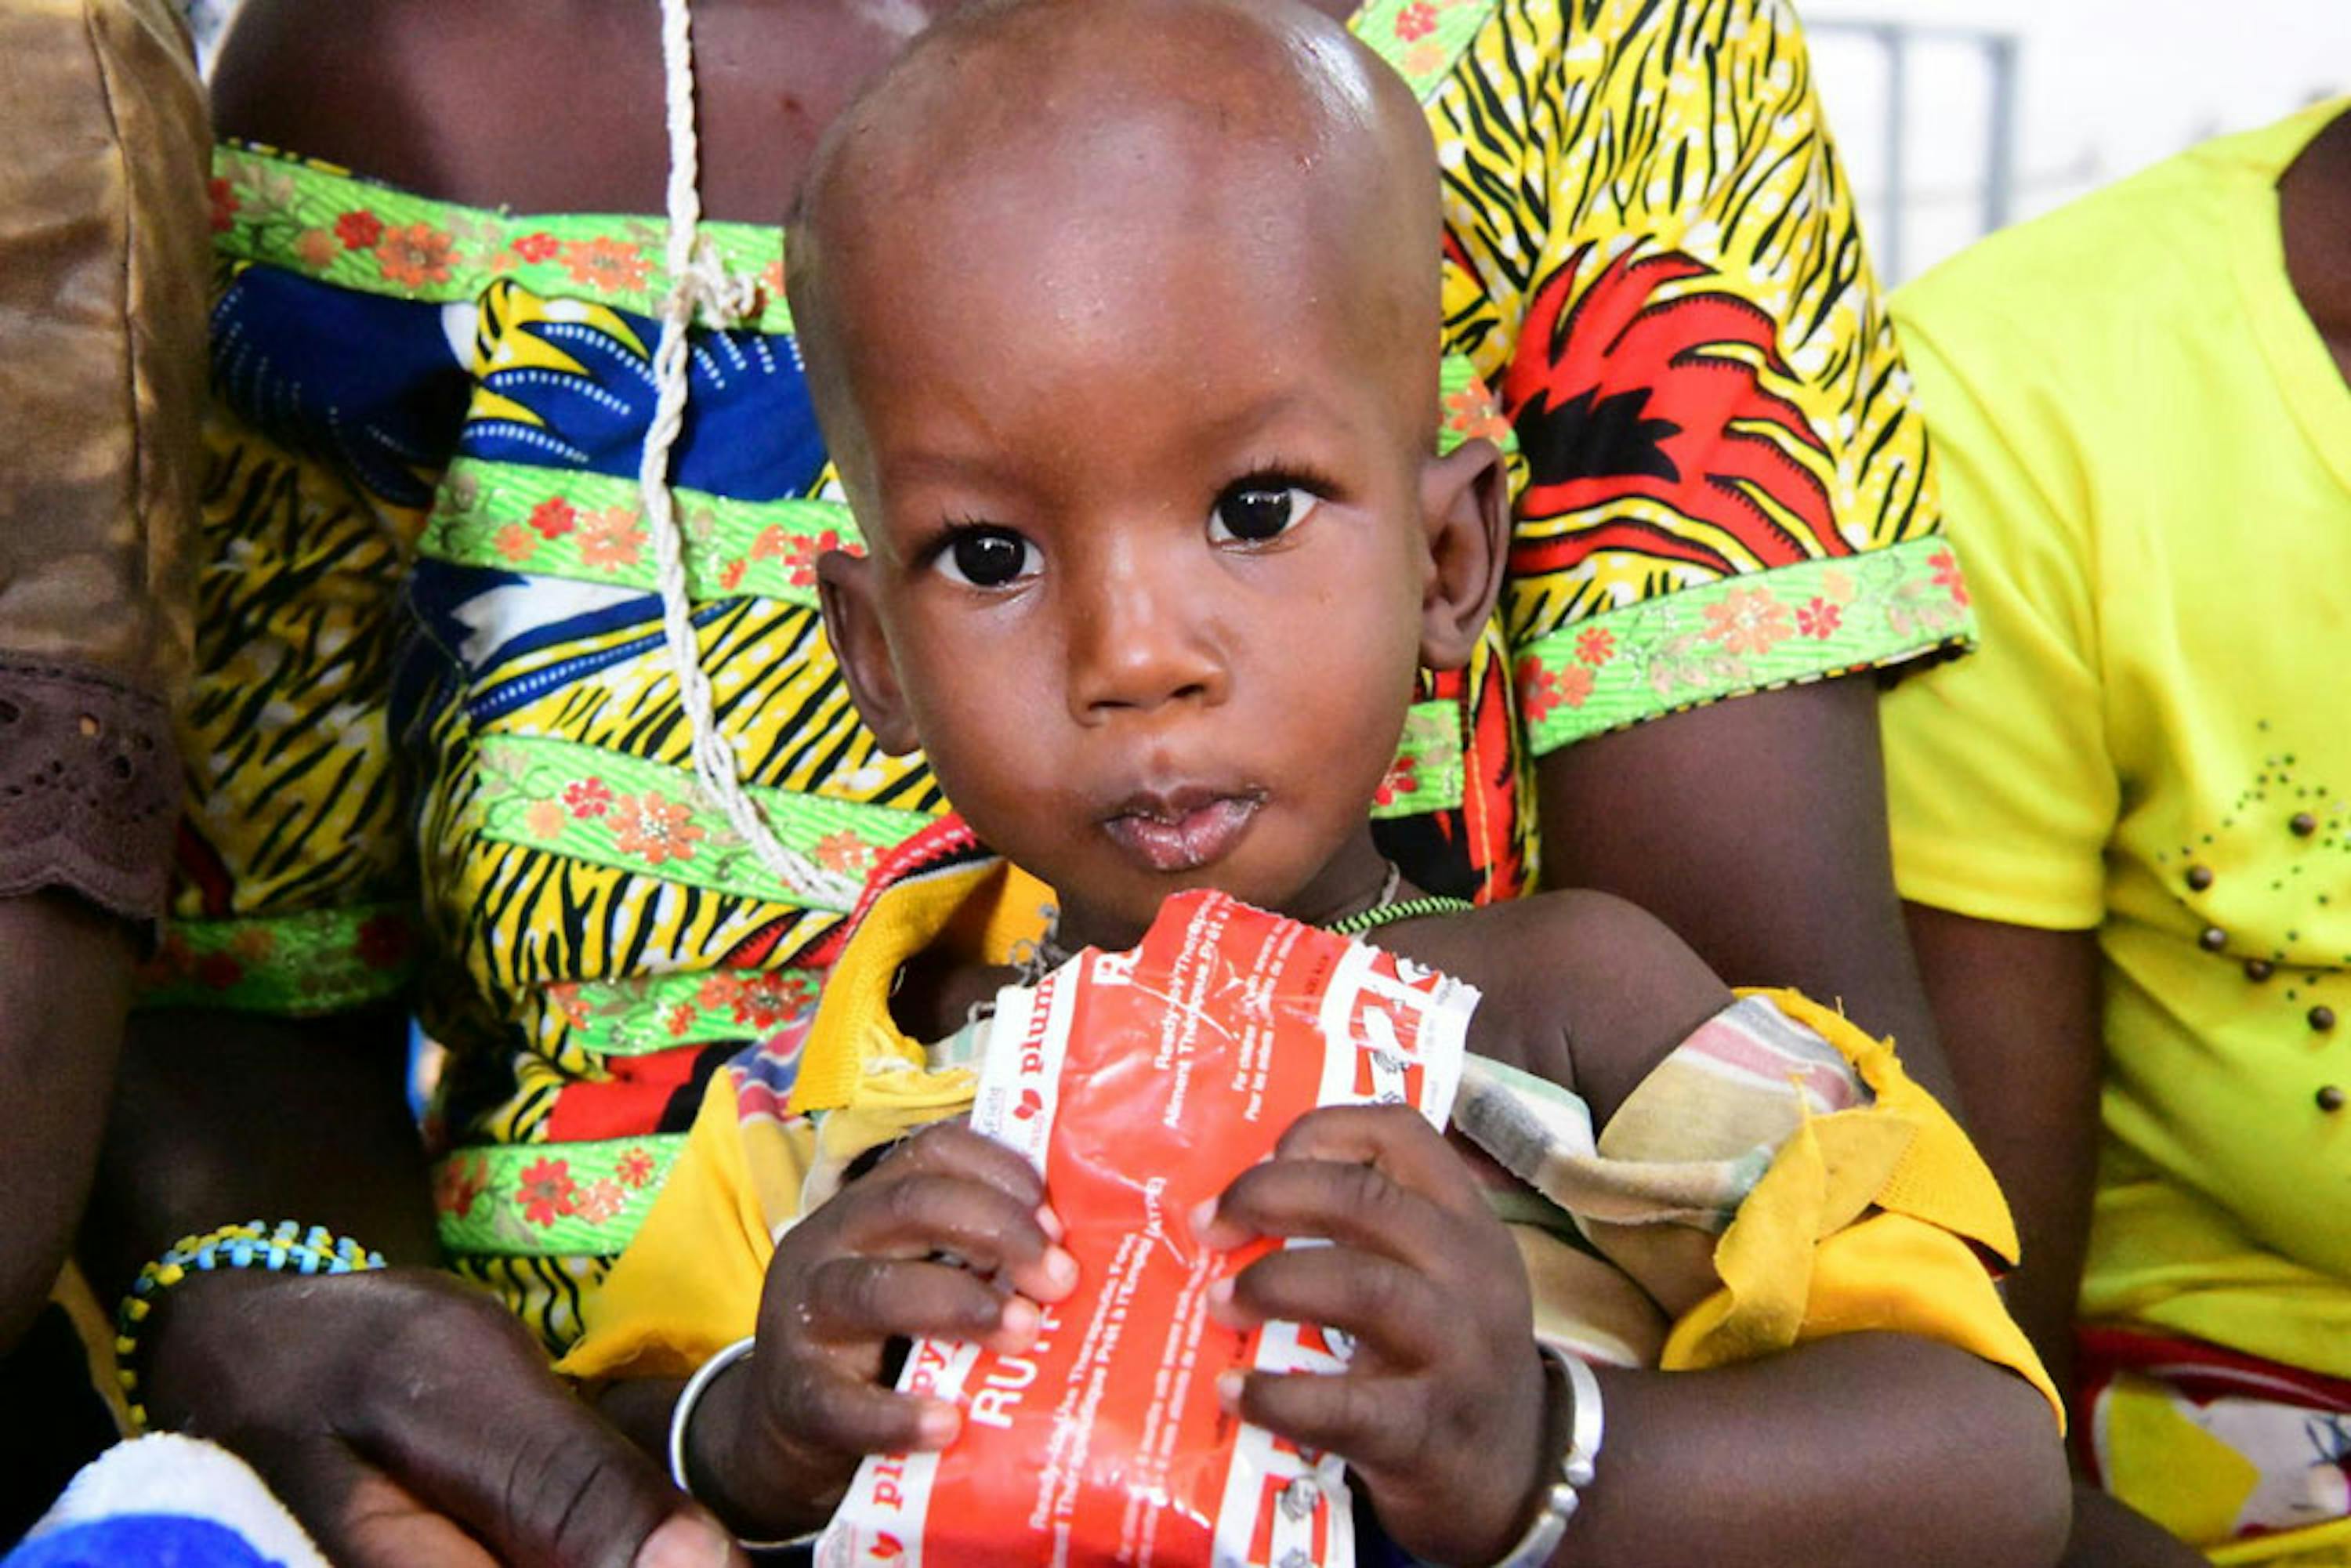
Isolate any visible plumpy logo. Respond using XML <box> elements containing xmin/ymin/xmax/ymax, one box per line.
<box><xmin>973</xmin><ymin>966</ymin><xmax>1070</xmax><ymax>1164</ymax></box>
<box><xmin>1015</xmin><ymin>980</ymin><xmax>1059</xmax><ymax>1081</ymax></box>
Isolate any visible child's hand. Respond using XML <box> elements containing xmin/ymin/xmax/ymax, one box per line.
<box><xmin>1196</xmin><ymin>1104</ymin><xmax>1552</xmax><ymax>1568</ymax></box>
<box><xmin>708</xmin><ymin>1121</ymin><xmax>1078</xmax><ymax>1527</ymax></box>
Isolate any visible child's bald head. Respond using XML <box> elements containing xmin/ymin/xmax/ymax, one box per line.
<box><xmin>788</xmin><ymin>0</ymin><xmax>1445</xmax><ymax>498</ymax></box>
<box><xmin>792</xmin><ymin>0</ymin><xmax>1507</xmax><ymax>941</ymax></box>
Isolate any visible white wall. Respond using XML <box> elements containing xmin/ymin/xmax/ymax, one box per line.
<box><xmin>1807</xmin><ymin>0</ymin><xmax>2351</xmax><ymax>281</ymax></box>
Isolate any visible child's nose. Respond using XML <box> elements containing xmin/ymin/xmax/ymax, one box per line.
<box><xmin>1064</xmin><ymin>550</ymin><xmax>1229</xmax><ymax>721</ymax></box>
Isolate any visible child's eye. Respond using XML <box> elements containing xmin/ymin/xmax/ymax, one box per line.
<box><xmin>935</xmin><ymin>527</ymin><xmax>1039</xmax><ymax>588</ymax></box>
<box><xmin>1208</xmin><ymin>483</ymin><xmax>1318</xmax><ymax>545</ymax></box>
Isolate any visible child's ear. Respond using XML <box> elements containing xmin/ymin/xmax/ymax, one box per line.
<box><xmin>817</xmin><ymin>549</ymin><xmax>921</xmax><ymax>755</ymax></box>
<box><xmin>1416</xmin><ymin>436</ymin><xmax>1508</xmax><ymax>672</ymax></box>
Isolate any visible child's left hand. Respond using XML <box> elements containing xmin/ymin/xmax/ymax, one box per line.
<box><xmin>1195</xmin><ymin>1103</ymin><xmax>1552</xmax><ymax>1568</ymax></box>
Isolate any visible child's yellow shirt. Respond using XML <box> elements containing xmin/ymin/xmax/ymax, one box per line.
<box><xmin>560</xmin><ymin>846</ymin><xmax>2057</xmax><ymax>1431</ymax></box>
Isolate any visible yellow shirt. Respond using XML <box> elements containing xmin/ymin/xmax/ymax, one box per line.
<box><xmin>1882</xmin><ymin>103</ymin><xmax>2351</xmax><ymax>1378</ymax></box>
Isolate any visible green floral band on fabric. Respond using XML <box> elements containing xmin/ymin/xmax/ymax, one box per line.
<box><xmin>476</xmin><ymin>733</ymin><xmax>933</xmax><ymax>912</ymax></box>
<box><xmin>1513</xmin><ymin>538</ymin><xmax>1976</xmax><ymax>755</ymax></box>
<box><xmin>1436</xmin><ymin>353</ymin><xmax>1519</xmax><ymax>458</ymax></box>
<box><xmin>1354</xmin><ymin>0</ymin><xmax>1497</xmax><ymax>99</ymax></box>
<box><xmin>433</xmin><ymin>1135</ymin><xmax>685</xmax><ymax>1258</ymax></box>
<box><xmin>431</xmin><ymin>377</ymin><xmax>1493</xmax><ymax>600</ymax></box>
<box><xmin>138</xmin><ymin>904</ymin><xmax>418</xmax><ymax>1016</ymax></box>
<box><xmin>423</xmin><ymin>459</ymin><xmax>861</xmax><ymax>606</ymax></box>
<box><xmin>546</xmin><ymin>966</ymin><xmax>820</xmax><ymax>1058</ymax></box>
<box><xmin>1371</xmin><ymin>701</ymin><xmax>1467</xmax><ymax>820</ymax></box>
<box><xmin>212</xmin><ymin>143</ymin><xmax>792</xmax><ymax>331</ymax></box>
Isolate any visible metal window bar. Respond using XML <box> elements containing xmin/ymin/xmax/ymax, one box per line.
<box><xmin>1813</xmin><ymin>20</ymin><xmax>2021</xmax><ymax>283</ymax></box>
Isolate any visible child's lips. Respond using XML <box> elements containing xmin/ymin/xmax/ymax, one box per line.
<box><xmin>1099</xmin><ymin>791</ymin><xmax>1262</xmax><ymax>873</ymax></box>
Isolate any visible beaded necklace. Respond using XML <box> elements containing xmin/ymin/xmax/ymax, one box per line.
<box><xmin>1326</xmin><ymin>892</ymin><xmax>1474</xmax><ymax>935</ymax></box>
<box><xmin>1012</xmin><ymin>860</ymin><xmax>1471</xmax><ymax>987</ymax></box>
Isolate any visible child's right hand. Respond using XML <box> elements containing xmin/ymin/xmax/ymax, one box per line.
<box><xmin>690</xmin><ymin>1120</ymin><xmax>1078</xmax><ymax>1531</ymax></box>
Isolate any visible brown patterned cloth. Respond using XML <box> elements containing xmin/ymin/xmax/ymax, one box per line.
<box><xmin>0</xmin><ymin>0</ymin><xmax>206</xmax><ymax>922</ymax></box>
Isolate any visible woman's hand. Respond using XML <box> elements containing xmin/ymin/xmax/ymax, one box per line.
<box><xmin>682</xmin><ymin>1121</ymin><xmax>1078</xmax><ymax>1539</ymax></box>
<box><xmin>1195</xmin><ymin>1103</ymin><xmax>1553</xmax><ymax>1567</ymax></box>
<box><xmin>144</xmin><ymin>1266</ymin><xmax>741</xmax><ymax>1568</ymax></box>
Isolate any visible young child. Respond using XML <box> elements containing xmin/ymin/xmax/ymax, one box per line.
<box><xmin>560</xmin><ymin>1</ymin><xmax>2067</xmax><ymax>1560</ymax></box>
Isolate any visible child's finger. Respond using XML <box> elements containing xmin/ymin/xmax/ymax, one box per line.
<box><xmin>1270</xmin><ymin>1103</ymin><xmax>1490</xmax><ymax>1215</ymax></box>
<box><xmin>1209</xmin><ymin>1245</ymin><xmax>1446</xmax><ymax>1369</ymax></box>
<box><xmin>780</xmin><ymin>1361</ymin><xmax>964</xmax><ymax>1457</ymax></box>
<box><xmin>885</xmin><ymin>1121</ymin><xmax>1055</xmax><ymax>1217</ymax></box>
<box><xmin>1218</xmin><ymin>1367</ymin><xmax>1421</xmax><ymax>1479</ymax></box>
<box><xmin>1195</xmin><ymin>1155</ymin><xmax>1462</xmax><ymax>1273</ymax></box>
<box><xmin>802</xmin><ymin>1255</ymin><xmax>1050</xmax><ymax>1351</ymax></box>
<box><xmin>832</xmin><ymin>1171</ymin><xmax>1079</xmax><ymax>1302</ymax></box>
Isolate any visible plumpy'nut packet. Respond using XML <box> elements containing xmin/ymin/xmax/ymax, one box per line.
<box><xmin>819</xmin><ymin>889</ymin><xmax>1477</xmax><ymax>1567</ymax></box>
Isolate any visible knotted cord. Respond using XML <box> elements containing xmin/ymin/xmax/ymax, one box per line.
<box><xmin>640</xmin><ymin>0</ymin><xmax>862</xmax><ymax>909</ymax></box>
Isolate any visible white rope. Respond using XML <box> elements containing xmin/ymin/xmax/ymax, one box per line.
<box><xmin>643</xmin><ymin>0</ymin><xmax>861</xmax><ymax>910</ymax></box>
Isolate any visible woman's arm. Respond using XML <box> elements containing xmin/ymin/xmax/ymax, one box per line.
<box><xmin>1570</xmin><ymin>1333</ymin><xmax>2067</xmax><ymax>1568</ymax></box>
<box><xmin>1902</xmin><ymin>907</ymin><xmax>2101</xmax><ymax>1382</ymax></box>
<box><xmin>0</xmin><ymin>0</ymin><xmax>208</xmax><ymax>1351</ymax></box>
<box><xmin>1204</xmin><ymin>1106</ymin><xmax>2070</xmax><ymax>1567</ymax></box>
<box><xmin>0</xmin><ymin>897</ymin><xmax>135</xmax><ymax>1352</ymax></box>
<box><xmin>81</xmin><ymin>1006</ymin><xmax>439</xmax><ymax>1292</ymax></box>
<box><xmin>1904</xmin><ymin>906</ymin><xmax>2207</xmax><ymax>1567</ymax></box>
<box><xmin>85</xmin><ymin>1007</ymin><xmax>741</xmax><ymax>1568</ymax></box>
<box><xmin>1538</xmin><ymin>678</ymin><xmax>1956</xmax><ymax>1109</ymax></box>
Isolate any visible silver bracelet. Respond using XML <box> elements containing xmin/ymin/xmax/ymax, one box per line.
<box><xmin>666</xmin><ymin>1335</ymin><xmax>824</xmax><ymax>1553</ymax></box>
<box><xmin>1487</xmin><ymin>1341</ymin><xmax>1606</xmax><ymax>1568</ymax></box>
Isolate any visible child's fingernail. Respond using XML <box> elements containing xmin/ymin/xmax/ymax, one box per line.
<box><xmin>1189</xmin><ymin>1199</ymin><xmax>1220</xmax><ymax>1242</ymax></box>
<box><xmin>1206</xmin><ymin>1275</ymin><xmax>1234</xmax><ymax>1310</ymax></box>
<box><xmin>1215</xmin><ymin>1370</ymin><xmax>1245</xmax><ymax>1413</ymax></box>
<box><xmin>917</xmin><ymin>1400</ymin><xmax>962</xmax><ymax>1447</ymax></box>
<box><xmin>1000</xmin><ymin>1295</ymin><xmax>1040</xmax><ymax>1341</ymax></box>
<box><xmin>1036</xmin><ymin>1204</ymin><xmax>1066</xmax><ymax>1242</ymax></box>
<box><xmin>1042</xmin><ymin>1246</ymin><xmax>1078</xmax><ymax>1290</ymax></box>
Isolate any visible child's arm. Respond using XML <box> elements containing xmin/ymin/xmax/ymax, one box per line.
<box><xmin>1379</xmin><ymin>896</ymin><xmax>1888</xmax><ymax>1327</ymax></box>
<box><xmin>1371</xmin><ymin>888</ymin><xmax>1730</xmax><ymax>1127</ymax></box>
<box><xmin>1201</xmin><ymin>1103</ymin><xmax>2072</xmax><ymax>1568</ymax></box>
<box><xmin>670</xmin><ymin>1121</ymin><xmax>1078</xmax><ymax>1541</ymax></box>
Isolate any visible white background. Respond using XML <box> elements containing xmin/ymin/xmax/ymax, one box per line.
<box><xmin>1809</xmin><ymin>0</ymin><xmax>2350</xmax><ymax>281</ymax></box>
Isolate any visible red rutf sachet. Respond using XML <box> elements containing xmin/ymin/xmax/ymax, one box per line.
<box><xmin>819</xmin><ymin>889</ymin><xmax>1477</xmax><ymax>1567</ymax></box>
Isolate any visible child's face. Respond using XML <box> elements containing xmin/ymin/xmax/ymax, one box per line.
<box><xmin>812</xmin><ymin>87</ymin><xmax>1498</xmax><ymax>948</ymax></box>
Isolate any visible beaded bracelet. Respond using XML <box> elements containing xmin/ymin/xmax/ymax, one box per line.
<box><xmin>114</xmin><ymin>1219</ymin><xmax>385</xmax><ymax>1429</ymax></box>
